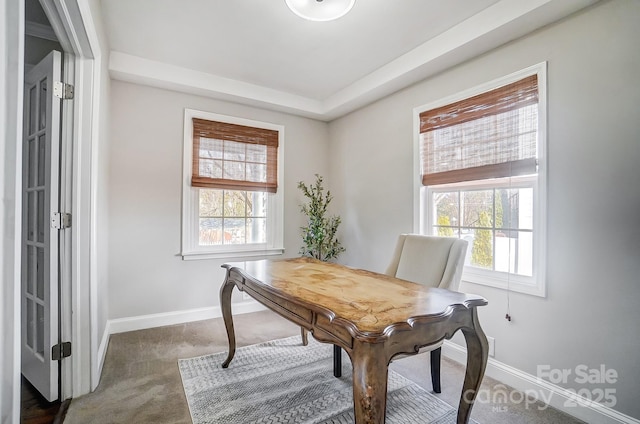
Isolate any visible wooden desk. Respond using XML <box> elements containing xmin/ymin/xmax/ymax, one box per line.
<box><xmin>220</xmin><ymin>257</ymin><xmax>488</xmax><ymax>424</ymax></box>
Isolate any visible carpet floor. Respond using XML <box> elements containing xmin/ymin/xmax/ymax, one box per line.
<box><xmin>64</xmin><ymin>309</ymin><xmax>584</xmax><ymax>424</ymax></box>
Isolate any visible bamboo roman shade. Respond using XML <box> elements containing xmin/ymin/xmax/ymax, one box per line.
<box><xmin>192</xmin><ymin>118</ymin><xmax>279</xmax><ymax>193</ymax></box>
<box><xmin>419</xmin><ymin>75</ymin><xmax>539</xmax><ymax>186</ymax></box>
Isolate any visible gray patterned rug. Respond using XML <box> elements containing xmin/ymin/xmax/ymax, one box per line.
<box><xmin>178</xmin><ymin>336</ymin><xmax>466</xmax><ymax>424</ymax></box>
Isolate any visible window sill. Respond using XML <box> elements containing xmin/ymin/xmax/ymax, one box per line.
<box><xmin>461</xmin><ymin>270</ymin><xmax>546</xmax><ymax>297</ymax></box>
<box><xmin>181</xmin><ymin>247</ymin><xmax>285</xmax><ymax>261</ymax></box>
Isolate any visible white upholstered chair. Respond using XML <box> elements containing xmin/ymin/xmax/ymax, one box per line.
<box><xmin>383</xmin><ymin>233</ymin><xmax>468</xmax><ymax>393</ymax></box>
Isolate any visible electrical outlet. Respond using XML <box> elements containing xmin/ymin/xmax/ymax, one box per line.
<box><xmin>487</xmin><ymin>336</ymin><xmax>495</xmax><ymax>357</ymax></box>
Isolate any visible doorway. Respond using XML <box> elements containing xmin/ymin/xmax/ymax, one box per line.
<box><xmin>4</xmin><ymin>0</ymin><xmax>98</xmax><ymax>421</ymax></box>
<box><xmin>21</xmin><ymin>0</ymin><xmax>68</xmax><ymax>420</ymax></box>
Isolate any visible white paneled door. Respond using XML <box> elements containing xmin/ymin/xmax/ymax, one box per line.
<box><xmin>21</xmin><ymin>50</ymin><xmax>62</xmax><ymax>402</ymax></box>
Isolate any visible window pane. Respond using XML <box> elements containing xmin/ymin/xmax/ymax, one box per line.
<box><xmin>36</xmin><ymin>247</ymin><xmax>45</xmax><ymax>300</ymax></box>
<box><xmin>199</xmin><ymin>159</ymin><xmax>223</xmax><ymax>179</ymax></box>
<box><xmin>470</xmin><ymin>228</ymin><xmax>493</xmax><ymax>270</ymax></box>
<box><xmin>223</xmin><ymin>140</ymin><xmax>245</xmax><ymax>161</ymax></box>
<box><xmin>433</xmin><ymin>191</ymin><xmax>458</xmax><ymax>235</ymax></box>
<box><xmin>27</xmin><ymin>246</ymin><xmax>35</xmax><ymax>295</ymax></box>
<box><xmin>247</xmin><ymin>218</ymin><xmax>266</xmax><ymax>243</ymax></box>
<box><xmin>28</xmin><ymin>138</ymin><xmax>36</xmax><ymax>188</ymax></box>
<box><xmin>225</xmin><ymin>218</ymin><xmax>245</xmax><ymax>244</ymax></box>
<box><xmin>27</xmin><ymin>192</ymin><xmax>35</xmax><ymax>241</ymax></box>
<box><xmin>495</xmin><ymin>231</ymin><xmax>533</xmax><ymax>277</ymax></box>
<box><xmin>462</xmin><ymin>190</ymin><xmax>493</xmax><ymax>228</ymax></box>
<box><xmin>37</xmin><ymin>190</ymin><xmax>45</xmax><ymax>243</ymax></box>
<box><xmin>37</xmin><ymin>134</ymin><xmax>46</xmax><ymax>186</ymax></box>
<box><xmin>29</xmin><ymin>85</ymin><xmax>37</xmax><ymax>135</ymax></box>
<box><xmin>199</xmin><ymin>189</ymin><xmax>223</xmax><ymax>217</ymax></box>
<box><xmin>36</xmin><ymin>303</ymin><xmax>44</xmax><ymax>355</ymax></box>
<box><xmin>223</xmin><ymin>191</ymin><xmax>246</xmax><ymax>217</ymax></box>
<box><xmin>26</xmin><ymin>300</ymin><xmax>34</xmax><ymax>349</ymax></box>
<box><xmin>496</xmin><ymin>187</ymin><xmax>533</xmax><ymax>231</ymax></box>
<box><xmin>199</xmin><ymin>218</ymin><xmax>222</xmax><ymax>245</ymax></box>
<box><xmin>39</xmin><ymin>79</ymin><xmax>47</xmax><ymax>131</ymax></box>
<box><xmin>246</xmin><ymin>191</ymin><xmax>266</xmax><ymax>217</ymax></box>
<box><xmin>199</xmin><ymin>138</ymin><xmax>223</xmax><ymax>159</ymax></box>
<box><xmin>515</xmin><ymin>231</ymin><xmax>533</xmax><ymax>276</ymax></box>
<box><xmin>246</xmin><ymin>144</ymin><xmax>267</xmax><ymax>163</ymax></box>
<box><xmin>223</xmin><ymin>160</ymin><xmax>245</xmax><ymax>181</ymax></box>
<box><xmin>246</xmin><ymin>163</ymin><xmax>266</xmax><ymax>183</ymax></box>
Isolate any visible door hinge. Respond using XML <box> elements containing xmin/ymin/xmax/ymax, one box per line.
<box><xmin>52</xmin><ymin>342</ymin><xmax>71</xmax><ymax>361</ymax></box>
<box><xmin>51</xmin><ymin>212</ymin><xmax>72</xmax><ymax>229</ymax></box>
<box><xmin>53</xmin><ymin>81</ymin><xmax>74</xmax><ymax>99</ymax></box>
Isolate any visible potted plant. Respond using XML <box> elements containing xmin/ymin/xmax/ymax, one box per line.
<box><xmin>297</xmin><ymin>174</ymin><xmax>345</xmax><ymax>261</ymax></box>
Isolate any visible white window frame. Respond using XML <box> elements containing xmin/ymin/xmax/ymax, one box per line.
<box><xmin>181</xmin><ymin>108</ymin><xmax>285</xmax><ymax>260</ymax></box>
<box><xmin>413</xmin><ymin>63</ymin><xmax>547</xmax><ymax>297</ymax></box>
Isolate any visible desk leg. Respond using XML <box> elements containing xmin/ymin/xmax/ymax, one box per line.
<box><xmin>458</xmin><ymin>308</ymin><xmax>489</xmax><ymax>424</ymax></box>
<box><xmin>352</xmin><ymin>342</ymin><xmax>388</xmax><ymax>424</ymax></box>
<box><xmin>220</xmin><ymin>277</ymin><xmax>236</xmax><ymax>368</ymax></box>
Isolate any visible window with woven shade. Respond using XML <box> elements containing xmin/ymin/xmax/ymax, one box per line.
<box><xmin>192</xmin><ymin>118</ymin><xmax>279</xmax><ymax>193</ymax></box>
<box><xmin>419</xmin><ymin>74</ymin><xmax>538</xmax><ymax>186</ymax></box>
<box><xmin>414</xmin><ymin>64</ymin><xmax>547</xmax><ymax>297</ymax></box>
<box><xmin>182</xmin><ymin>109</ymin><xmax>284</xmax><ymax>260</ymax></box>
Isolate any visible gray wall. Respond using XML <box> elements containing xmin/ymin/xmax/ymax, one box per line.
<box><xmin>328</xmin><ymin>0</ymin><xmax>640</xmax><ymax>418</ymax></box>
<box><xmin>108</xmin><ymin>81</ymin><xmax>330</xmax><ymax>319</ymax></box>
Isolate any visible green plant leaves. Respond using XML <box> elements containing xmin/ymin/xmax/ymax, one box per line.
<box><xmin>297</xmin><ymin>174</ymin><xmax>345</xmax><ymax>262</ymax></box>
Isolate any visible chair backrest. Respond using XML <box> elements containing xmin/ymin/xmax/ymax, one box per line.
<box><xmin>384</xmin><ymin>234</ymin><xmax>468</xmax><ymax>291</ymax></box>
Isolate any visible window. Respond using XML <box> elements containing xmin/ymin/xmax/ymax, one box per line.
<box><xmin>182</xmin><ymin>109</ymin><xmax>284</xmax><ymax>260</ymax></box>
<box><xmin>414</xmin><ymin>64</ymin><xmax>546</xmax><ymax>296</ymax></box>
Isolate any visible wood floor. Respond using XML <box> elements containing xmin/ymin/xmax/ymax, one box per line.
<box><xmin>20</xmin><ymin>376</ymin><xmax>69</xmax><ymax>424</ymax></box>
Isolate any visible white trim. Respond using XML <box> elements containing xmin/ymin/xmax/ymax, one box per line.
<box><xmin>109</xmin><ymin>52</ymin><xmax>325</xmax><ymax>119</ymax></box>
<box><xmin>75</xmin><ymin>0</ymin><xmax>104</xmax><ymax>393</ymax></box>
<box><xmin>108</xmin><ymin>302</ymin><xmax>267</xmax><ymax>335</ymax></box>
<box><xmin>181</xmin><ymin>109</ymin><xmax>285</xmax><ymax>261</ymax></box>
<box><xmin>182</xmin><ymin>248</ymin><xmax>285</xmax><ymax>261</ymax></box>
<box><xmin>96</xmin><ymin>320</ymin><xmax>110</xmax><ymax>382</ymax></box>
<box><xmin>57</xmin><ymin>50</ymin><xmax>75</xmax><ymax>402</ymax></box>
<box><xmin>1</xmin><ymin>0</ymin><xmax>25</xmax><ymax>420</ymax></box>
<box><xmin>25</xmin><ymin>21</ymin><xmax>58</xmax><ymax>42</ymax></box>
<box><xmin>442</xmin><ymin>341</ymin><xmax>640</xmax><ymax>424</ymax></box>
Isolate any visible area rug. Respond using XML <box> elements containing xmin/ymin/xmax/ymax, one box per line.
<box><xmin>178</xmin><ymin>336</ymin><xmax>467</xmax><ymax>424</ymax></box>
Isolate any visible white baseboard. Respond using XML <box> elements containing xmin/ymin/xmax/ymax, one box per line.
<box><xmin>93</xmin><ymin>320</ymin><xmax>111</xmax><ymax>391</ymax></box>
<box><xmin>442</xmin><ymin>341</ymin><xmax>639</xmax><ymax>424</ymax></box>
<box><xmin>107</xmin><ymin>301</ymin><xmax>267</xmax><ymax>335</ymax></box>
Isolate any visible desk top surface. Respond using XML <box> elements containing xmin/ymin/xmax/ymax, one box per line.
<box><xmin>225</xmin><ymin>257</ymin><xmax>487</xmax><ymax>333</ymax></box>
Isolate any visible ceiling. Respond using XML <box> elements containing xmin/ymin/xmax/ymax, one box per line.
<box><xmin>101</xmin><ymin>0</ymin><xmax>598</xmax><ymax>121</ymax></box>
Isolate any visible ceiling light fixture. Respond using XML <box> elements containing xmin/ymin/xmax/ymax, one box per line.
<box><xmin>285</xmin><ymin>0</ymin><xmax>355</xmax><ymax>22</ymax></box>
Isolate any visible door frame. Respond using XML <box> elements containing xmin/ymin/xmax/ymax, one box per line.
<box><xmin>38</xmin><ymin>0</ymin><xmax>104</xmax><ymax>399</ymax></box>
<box><xmin>1</xmin><ymin>1</ymin><xmax>26</xmax><ymax>421</ymax></box>
<box><xmin>3</xmin><ymin>0</ymin><xmax>101</xmax><ymax>417</ymax></box>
